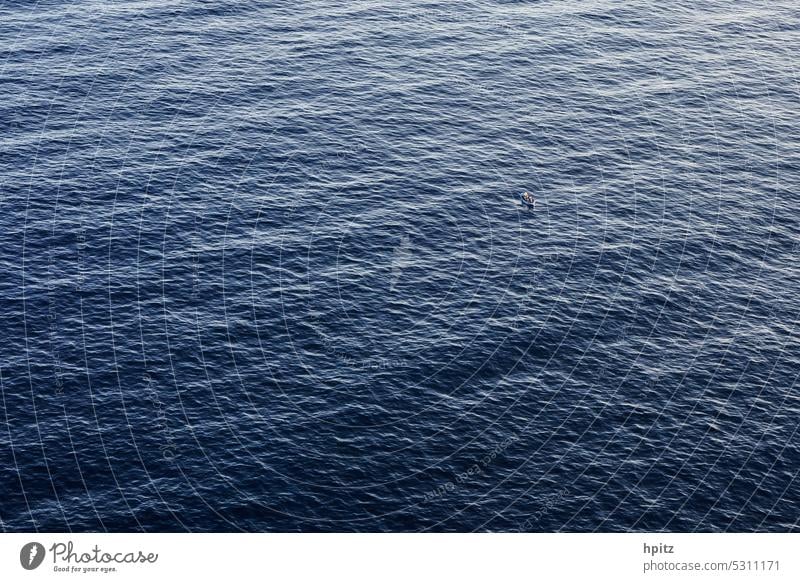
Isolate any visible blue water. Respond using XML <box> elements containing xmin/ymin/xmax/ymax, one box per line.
<box><xmin>1</xmin><ymin>0</ymin><xmax>799</xmax><ymax>532</ymax></box>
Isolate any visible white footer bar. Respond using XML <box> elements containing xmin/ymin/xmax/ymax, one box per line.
<box><xmin>1</xmin><ymin>533</ymin><xmax>795</xmax><ymax>581</ymax></box>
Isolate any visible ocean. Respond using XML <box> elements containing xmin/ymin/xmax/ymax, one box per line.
<box><xmin>1</xmin><ymin>0</ymin><xmax>799</xmax><ymax>531</ymax></box>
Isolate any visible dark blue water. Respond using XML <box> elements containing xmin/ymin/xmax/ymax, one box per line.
<box><xmin>1</xmin><ymin>0</ymin><xmax>799</xmax><ymax>532</ymax></box>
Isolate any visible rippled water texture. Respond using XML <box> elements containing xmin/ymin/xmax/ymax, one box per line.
<box><xmin>1</xmin><ymin>1</ymin><xmax>799</xmax><ymax>531</ymax></box>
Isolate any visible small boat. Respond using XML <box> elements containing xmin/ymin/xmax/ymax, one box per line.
<box><xmin>520</xmin><ymin>192</ymin><xmax>536</xmax><ymax>208</ymax></box>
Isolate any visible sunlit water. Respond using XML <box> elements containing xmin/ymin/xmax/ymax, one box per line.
<box><xmin>1</xmin><ymin>0</ymin><xmax>799</xmax><ymax>531</ymax></box>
